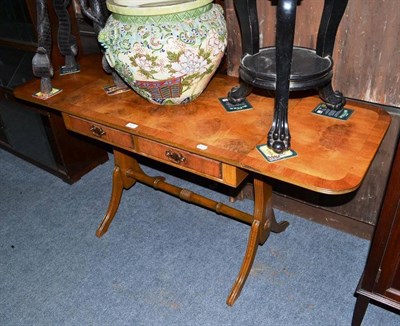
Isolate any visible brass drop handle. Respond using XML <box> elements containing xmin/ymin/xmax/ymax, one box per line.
<box><xmin>90</xmin><ymin>125</ymin><xmax>106</xmax><ymax>137</ymax></box>
<box><xmin>165</xmin><ymin>150</ymin><xmax>186</xmax><ymax>164</ymax></box>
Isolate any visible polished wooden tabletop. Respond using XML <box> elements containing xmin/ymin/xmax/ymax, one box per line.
<box><xmin>14</xmin><ymin>55</ymin><xmax>391</xmax><ymax>194</ymax></box>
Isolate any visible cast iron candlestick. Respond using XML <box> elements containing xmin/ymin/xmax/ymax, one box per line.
<box><xmin>79</xmin><ymin>0</ymin><xmax>128</xmax><ymax>91</ymax></box>
<box><xmin>53</xmin><ymin>0</ymin><xmax>80</xmax><ymax>74</ymax></box>
<box><xmin>32</xmin><ymin>0</ymin><xmax>54</xmax><ymax>94</ymax></box>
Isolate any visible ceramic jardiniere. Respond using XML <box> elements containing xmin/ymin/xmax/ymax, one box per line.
<box><xmin>98</xmin><ymin>0</ymin><xmax>227</xmax><ymax>105</ymax></box>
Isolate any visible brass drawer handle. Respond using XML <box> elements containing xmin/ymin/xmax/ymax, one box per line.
<box><xmin>165</xmin><ymin>150</ymin><xmax>186</xmax><ymax>164</ymax></box>
<box><xmin>90</xmin><ymin>125</ymin><xmax>106</xmax><ymax>137</ymax></box>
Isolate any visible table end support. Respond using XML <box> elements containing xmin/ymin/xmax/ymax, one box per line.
<box><xmin>96</xmin><ymin>150</ymin><xmax>139</xmax><ymax>237</ymax></box>
<box><xmin>226</xmin><ymin>178</ymin><xmax>289</xmax><ymax>305</ymax></box>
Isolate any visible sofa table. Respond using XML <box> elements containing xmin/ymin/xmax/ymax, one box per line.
<box><xmin>14</xmin><ymin>55</ymin><xmax>391</xmax><ymax>306</ymax></box>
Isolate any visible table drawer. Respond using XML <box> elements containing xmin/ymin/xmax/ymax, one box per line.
<box><xmin>136</xmin><ymin>137</ymin><xmax>222</xmax><ymax>179</ymax></box>
<box><xmin>64</xmin><ymin>114</ymin><xmax>247</xmax><ymax>186</ymax></box>
<box><xmin>63</xmin><ymin>114</ymin><xmax>134</xmax><ymax>149</ymax></box>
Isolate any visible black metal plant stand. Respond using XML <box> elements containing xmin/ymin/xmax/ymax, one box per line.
<box><xmin>229</xmin><ymin>0</ymin><xmax>348</xmax><ymax>153</ymax></box>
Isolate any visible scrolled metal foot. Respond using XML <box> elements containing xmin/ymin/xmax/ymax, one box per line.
<box><xmin>228</xmin><ymin>81</ymin><xmax>253</xmax><ymax>104</ymax></box>
<box><xmin>319</xmin><ymin>84</ymin><xmax>346</xmax><ymax>110</ymax></box>
<box><xmin>267</xmin><ymin>106</ymin><xmax>291</xmax><ymax>153</ymax></box>
<box><xmin>323</xmin><ymin>90</ymin><xmax>346</xmax><ymax>110</ymax></box>
<box><xmin>268</xmin><ymin>139</ymin><xmax>289</xmax><ymax>154</ymax></box>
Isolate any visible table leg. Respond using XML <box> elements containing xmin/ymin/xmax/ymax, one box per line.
<box><xmin>96</xmin><ymin>149</ymin><xmax>139</xmax><ymax>237</ymax></box>
<box><xmin>316</xmin><ymin>0</ymin><xmax>349</xmax><ymax>57</ymax></box>
<box><xmin>352</xmin><ymin>295</ymin><xmax>369</xmax><ymax>326</ymax></box>
<box><xmin>226</xmin><ymin>219</ymin><xmax>261</xmax><ymax>306</ymax></box>
<box><xmin>228</xmin><ymin>0</ymin><xmax>258</xmax><ymax>104</ymax></box>
<box><xmin>226</xmin><ymin>178</ymin><xmax>289</xmax><ymax>305</ymax></box>
<box><xmin>316</xmin><ymin>0</ymin><xmax>348</xmax><ymax>110</ymax></box>
<box><xmin>267</xmin><ymin>0</ymin><xmax>297</xmax><ymax>153</ymax></box>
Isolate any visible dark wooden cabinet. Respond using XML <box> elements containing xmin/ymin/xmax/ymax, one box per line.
<box><xmin>0</xmin><ymin>0</ymin><xmax>108</xmax><ymax>183</ymax></box>
<box><xmin>0</xmin><ymin>86</ymin><xmax>108</xmax><ymax>184</ymax></box>
<box><xmin>352</xmin><ymin>135</ymin><xmax>400</xmax><ymax>325</ymax></box>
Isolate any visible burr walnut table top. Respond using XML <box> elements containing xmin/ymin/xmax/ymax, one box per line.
<box><xmin>14</xmin><ymin>55</ymin><xmax>391</xmax><ymax>194</ymax></box>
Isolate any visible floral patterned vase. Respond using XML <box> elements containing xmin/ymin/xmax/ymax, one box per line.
<box><xmin>98</xmin><ymin>0</ymin><xmax>227</xmax><ymax>105</ymax></box>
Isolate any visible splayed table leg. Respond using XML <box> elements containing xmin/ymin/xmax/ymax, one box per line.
<box><xmin>226</xmin><ymin>178</ymin><xmax>289</xmax><ymax>305</ymax></box>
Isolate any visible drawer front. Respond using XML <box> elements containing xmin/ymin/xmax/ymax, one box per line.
<box><xmin>136</xmin><ymin>137</ymin><xmax>222</xmax><ymax>179</ymax></box>
<box><xmin>64</xmin><ymin>114</ymin><xmax>134</xmax><ymax>149</ymax></box>
<box><xmin>64</xmin><ymin>114</ymin><xmax>246</xmax><ymax>186</ymax></box>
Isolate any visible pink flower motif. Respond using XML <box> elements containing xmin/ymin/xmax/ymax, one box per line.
<box><xmin>207</xmin><ymin>31</ymin><xmax>225</xmax><ymax>56</ymax></box>
<box><xmin>171</xmin><ymin>51</ymin><xmax>208</xmax><ymax>76</ymax></box>
<box><xmin>136</xmin><ymin>56</ymin><xmax>153</xmax><ymax>71</ymax></box>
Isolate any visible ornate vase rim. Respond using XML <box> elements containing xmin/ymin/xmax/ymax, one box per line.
<box><xmin>106</xmin><ymin>0</ymin><xmax>213</xmax><ymax>16</ymax></box>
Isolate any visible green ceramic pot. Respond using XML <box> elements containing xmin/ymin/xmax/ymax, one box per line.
<box><xmin>98</xmin><ymin>0</ymin><xmax>227</xmax><ymax>105</ymax></box>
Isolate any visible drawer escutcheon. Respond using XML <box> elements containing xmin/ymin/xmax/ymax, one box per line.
<box><xmin>165</xmin><ymin>150</ymin><xmax>186</xmax><ymax>164</ymax></box>
<box><xmin>90</xmin><ymin>125</ymin><xmax>106</xmax><ymax>137</ymax></box>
